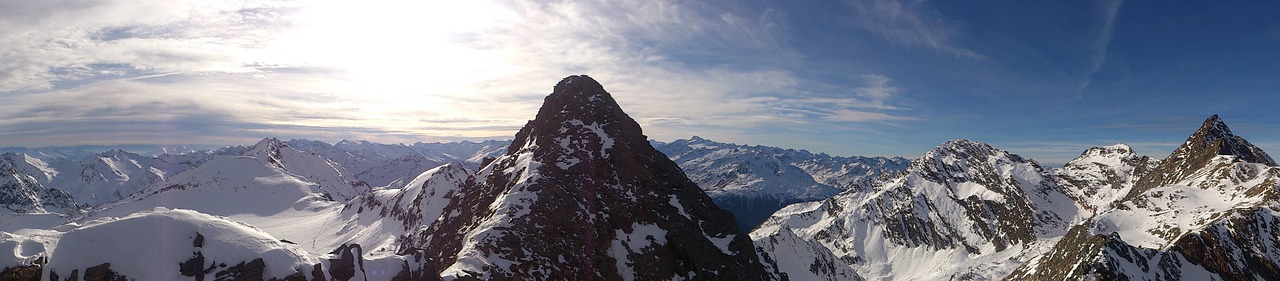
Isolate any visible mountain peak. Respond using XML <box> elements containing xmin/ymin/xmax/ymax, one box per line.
<box><xmin>1130</xmin><ymin>115</ymin><xmax>1275</xmax><ymax>197</ymax></box>
<box><xmin>425</xmin><ymin>75</ymin><xmax>772</xmax><ymax>280</ymax></box>
<box><xmin>540</xmin><ymin>75</ymin><xmax>617</xmax><ymax>120</ymax></box>
<box><xmin>1074</xmin><ymin>144</ymin><xmax>1136</xmax><ymax>160</ymax></box>
<box><xmin>508</xmin><ymin>75</ymin><xmax>643</xmax><ymax>156</ymax></box>
<box><xmin>926</xmin><ymin>139</ymin><xmax>1007</xmax><ymax>160</ymax></box>
<box><xmin>1186</xmin><ymin>115</ymin><xmax>1273</xmax><ymax>165</ymax></box>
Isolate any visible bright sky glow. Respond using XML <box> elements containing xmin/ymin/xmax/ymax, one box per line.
<box><xmin>2</xmin><ymin>0</ymin><xmax>1279</xmax><ymax>165</ymax></box>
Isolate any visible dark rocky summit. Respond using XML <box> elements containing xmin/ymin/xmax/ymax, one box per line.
<box><xmin>1129</xmin><ymin>114</ymin><xmax>1275</xmax><ymax>198</ymax></box>
<box><xmin>421</xmin><ymin>75</ymin><xmax>774</xmax><ymax>280</ymax></box>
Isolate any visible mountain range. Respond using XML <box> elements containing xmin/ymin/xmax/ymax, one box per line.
<box><xmin>1</xmin><ymin>75</ymin><xmax>1278</xmax><ymax>280</ymax></box>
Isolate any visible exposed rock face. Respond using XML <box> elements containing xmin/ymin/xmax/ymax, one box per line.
<box><xmin>1010</xmin><ymin>115</ymin><xmax>1280</xmax><ymax>280</ymax></box>
<box><xmin>422</xmin><ymin>75</ymin><xmax>773</xmax><ymax>280</ymax></box>
<box><xmin>752</xmin><ymin>139</ymin><xmax>1083</xmax><ymax>280</ymax></box>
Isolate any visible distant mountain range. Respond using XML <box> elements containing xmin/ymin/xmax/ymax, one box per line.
<box><xmin>3</xmin><ymin>75</ymin><xmax>1278</xmax><ymax>280</ymax></box>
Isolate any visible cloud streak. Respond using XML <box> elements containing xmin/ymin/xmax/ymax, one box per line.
<box><xmin>1078</xmin><ymin>0</ymin><xmax>1125</xmax><ymax>94</ymax></box>
<box><xmin>846</xmin><ymin>0</ymin><xmax>985</xmax><ymax>60</ymax></box>
<box><xmin>0</xmin><ymin>0</ymin><xmax>292</xmax><ymax>91</ymax></box>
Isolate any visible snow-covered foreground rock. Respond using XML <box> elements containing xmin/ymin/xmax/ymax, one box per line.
<box><xmin>45</xmin><ymin>208</ymin><xmax>319</xmax><ymax>280</ymax></box>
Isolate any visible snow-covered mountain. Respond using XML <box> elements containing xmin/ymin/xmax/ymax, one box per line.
<box><xmin>285</xmin><ymin>139</ymin><xmax>507</xmax><ymax>188</ymax></box>
<box><xmin>87</xmin><ymin>138</ymin><xmax>368</xmax><ymax>219</ymax></box>
<box><xmin>8</xmin><ymin>73</ymin><xmax>1277</xmax><ymax>280</ymax></box>
<box><xmin>0</xmin><ymin>153</ymin><xmax>78</xmax><ymax>214</ymax></box>
<box><xmin>654</xmin><ymin>137</ymin><xmax>908</xmax><ymax>231</ymax></box>
<box><xmin>13</xmin><ymin>138</ymin><xmax>441</xmax><ymax>280</ymax></box>
<box><xmin>336</xmin><ymin>163</ymin><xmax>471</xmax><ymax>257</ymax></box>
<box><xmin>1010</xmin><ymin>115</ymin><xmax>1280</xmax><ymax>280</ymax></box>
<box><xmin>1055</xmin><ymin>144</ymin><xmax>1160</xmax><ymax>213</ymax></box>
<box><xmin>752</xmin><ymin>139</ymin><xmax>1086</xmax><ymax>280</ymax></box>
<box><xmin>45</xmin><ymin>149</ymin><xmax>208</xmax><ymax>206</ymax></box>
<box><xmin>416</xmin><ymin>75</ymin><xmax>774</xmax><ymax>280</ymax></box>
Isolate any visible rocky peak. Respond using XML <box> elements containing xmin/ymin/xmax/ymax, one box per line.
<box><xmin>1076</xmin><ymin>144</ymin><xmax>1135</xmax><ymax>160</ymax></box>
<box><xmin>1056</xmin><ymin>144</ymin><xmax>1157</xmax><ymax>212</ymax></box>
<box><xmin>247</xmin><ymin>138</ymin><xmax>288</xmax><ymax>168</ymax></box>
<box><xmin>927</xmin><ymin>139</ymin><xmax>1012</xmax><ymax>160</ymax></box>
<box><xmin>1130</xmin><ymin>115</ymin><xmax>1275</xmax><ymax>197</ymax></box>
<box><xmin>425</xmin><ymin>75</ymin><xmax>772</xmax><ymax>280</ymax></box>
<box><xmin>507</xmin><ymin>75</ymin><xmax>640</xmax><ymax>156</ymax></box>
<box><xmin>911</xmin><ymin>139</ymin><xmax>1035</xmax><ymax>182</ymax></box>
<box><xmin>1188</xmin><ymin>114</ymin><xmax>1274</xmax><ymax>165</ymax></box>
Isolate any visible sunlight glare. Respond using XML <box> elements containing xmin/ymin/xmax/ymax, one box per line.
<box><xmin>272</xmin><ymin>0</ymin><xmax>520</xmax><ymax>102</ymax></box>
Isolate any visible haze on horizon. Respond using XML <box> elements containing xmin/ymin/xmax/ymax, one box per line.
<box><xmin>2</xmin><ymin>0</ymin><xmax>1279</xmax><ymax>165</ymax></box>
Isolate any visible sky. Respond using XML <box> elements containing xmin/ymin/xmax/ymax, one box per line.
<box><xmin>2</xmin><ymin>0</ymin><xmax>1280</xmax><ymax>165</ymax></box>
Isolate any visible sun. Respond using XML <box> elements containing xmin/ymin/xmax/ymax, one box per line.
<box><xmin>267</xmin><ymin>0</ymin><xmax>519</xmax><ymax>100</ymax></box>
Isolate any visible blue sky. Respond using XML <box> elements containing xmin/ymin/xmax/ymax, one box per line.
<box><xmin>2</xmin><ymin>0</ymin><xmax>1279</xmax><ymax>165</ymax></box>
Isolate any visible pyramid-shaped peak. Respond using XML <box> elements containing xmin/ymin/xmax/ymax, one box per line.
<box><xmin>1193</xmin><ymin>114</ymin><xmax>1234</xmax><ymax>145</ymax></box>
<box><xmin>1130</xmin><ymin>115</ymin><xmax>1275</xmax><ymax>198</ymax></box>
<box><xmin>1183</xmin><ymin>115</ymin><xmax>1274</xmax><ymax>165</ymax></box>
<box><xmin>425</xmin><ymin>75</ymin><xmax>772</xmax><ymax>280</ymax></box>
<box><xmin>248</xmin><ymin>138</ymin><xmax>285</xmax><ymax>152</ymax></box>
<box><xmin>509</xmin><ymin>75</ymin><xmax>643</xmax><ymax>155</ymax></box>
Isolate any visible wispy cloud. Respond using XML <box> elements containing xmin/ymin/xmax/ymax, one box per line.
<box><xmin>846</xmin><ymin>0</ymin><xmax>985</xmax><ymax>60</ymax></box>
<box><xmin>761</xmin><ymin>74</ymin><xmax>915</xmax><ymax>123</ymax></box>
<box><xmin>0</xmin><ymin>0</ymin><xmax>292</xmax><ymax>91</ymax></box>
<box><xmin>1077</xmin><ymin>0</ymin><xmax>1125</xmax><ymax>94</ymax></box>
